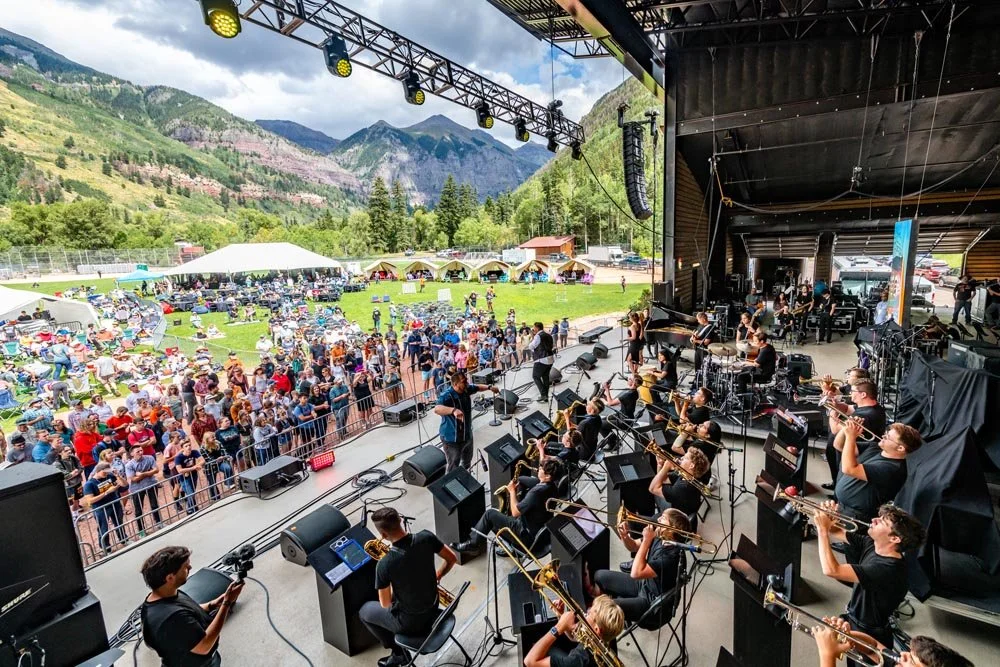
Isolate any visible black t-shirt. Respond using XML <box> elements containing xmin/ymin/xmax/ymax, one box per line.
<box><xmin>141</xmin><ymin>591</ymin><xmax>216</xmax><ymax>667</ymax></box>
<box><xmin>954</xmin><ymin>283</ymin><xmax>974</xmax><ymax>301</ymax></box>
<box><xmin>578</xmin><ymin>415</ymin><xmax>602</xmax><ymax>461</ymax></box>
<box><xmin>660</xmin><ymin>472</ymin><xmax>701</xmax><ymax>516</ymax></box>
<box><xmin>686</xmin><ymin>438</ymin><xmax>718</xmax><ymax>466</ymax></box>
<box><xmin>851</xmin><ymin>405</ymin><xmax>887</xmax><ymax>442</ymax></box>
<box><xmin>640</xmin><ymin>540</ymin><xmax>682</xmax><ymax>599</ymax></box>
<box><xmin>846</xmin><ymin>534</ymin><xmax>908</xmax><ymax>632</ymax></box>
<box><xmin>419</xmin><ymin>352</ymin><xmax>434</xmax><ymax>372</ymax></box>
<box><xmin>374</xmin><ymin>530</ymin><xmax>443</xmax><ymax>621</ymax></box>
<box><xmin>309</xmin><ymin>343</ymin><xmax>326</xmax><ymax>361</ymax></box>
<box><xmin>755</xmin><ymin>344</ymin><xmax>776</xmax><ymax>379</ymax></box>
<box><xmin>685</xmin><ymin>405</ymin><xmax>711</xmax><ymax>426</ymax></box>
<box><xmin>616</xmin><ymin>389</ymin><xmax>639</xmax><ymax>419</ymax></box>
<box><xmin>550</xmin><ymin>644</ymin><xmax>594</xmax><ymax>667</ymax></box>
<box><xmin>173</xmin><ymin>450</ymin><xmax>203</xmax><ymax>481</ymax></box>
<box><xmin>814</xmin><ymin>295</ymin><xmax>834</xmax><ymax>314</ymax></box>
<box><xmin>517</xmin><ymin>481</ymin><xmax>558</xmax><ymax>536</ymax></box>
<box><xmin>834</xmin><ymin>446</ymin><xmax>907</xmax><ymax>520</ymax></box>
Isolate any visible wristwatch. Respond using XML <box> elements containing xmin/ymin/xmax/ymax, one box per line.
<box><xmin>549</xmin><ymin>626</ymin><xmax>559</xmax><ymax>638</ymax></box>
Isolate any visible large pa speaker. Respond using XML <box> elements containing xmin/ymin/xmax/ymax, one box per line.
<box><xmin>402</xmin><ymin>446</ymin><xmax>447</xmax><ymax>487</ymax></box>
<box><xmin>280</xmin><ymin>505</ymin><xmax>351</xmax><ymax>566</ymax></box>
<box><xmin>622</xmin><ymin>121</ymin><xmax>653</xmax><ymax>220</ymax></box>
<box><xmin>0</xmin><ymin>592</ymin><xmax>107</xmax><ymax>667</ymax></box>
<box><xmin>593</xmin><ymin>343</ymin><xmax>609</xmax><ymax>359</ymax></box>
<box><xmin>576</xmin><ymin>352</ymin><xmax>598</xmax><ymax>371</ymax></box>
<box><xmin>494</xmin><ymin>389</ymin><xmax>519</xmax><ymax>416</ymax></box>
<box><xmin>653</xmin><ymin>281</ymin><xmax>673</xmax><ymax>305</ymax></box>
<box><xmin>0</xmin><ymin>464</ymin><xmax>87</xmax><ymax>636</ymax></box>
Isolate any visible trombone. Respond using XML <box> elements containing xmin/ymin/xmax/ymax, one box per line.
<box><xmin>819</xmin><ymin>396</ymin><xmax>882</xmax><ymax>441</ymax></box>
<box><xmin>364</xmin><ymin>538</ymin><xmax>455</xmax><ymax>607</ymax></box>
<box><xmin>494</xmin><ymin>460</ymin><xmax>537</xmax><ymax>514</ymax></box>
<box><xmin>772</xmin><ymin>487</ymin><xmax>869</xmax><ymax>533</ymax></box>
<box><xmin>553</xmin><ymin>400</ymin><xmax>587</xmax><ymax>430</ymax></box>
<box><xmin>494</xmin><ymin>527</ymin><xmax>623</xmax><ymax>667</ymax></box>
<box><xmin>545</xmin><ymin>499</ymin><xmax>718</xmax><ymax>555</ymax></box>
<box><xmin>764</xmin><ymin>584</ymin><xmax>900</xmax><ymax>666</ymax></box>
<box><xmin>661</xmin><ymin>418</ymin><xmax>727</xmax><ymax>450</ymax></box>
<box><xmin>644</xmin><ymin>440</ymin><xmax>723</xmax><ymax>501</ymax></box>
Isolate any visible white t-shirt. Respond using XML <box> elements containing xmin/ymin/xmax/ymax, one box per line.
<box><xmin>95</xmin><ymin>356</ymin><xmax>116</xmax><ymax>377</ymax></box>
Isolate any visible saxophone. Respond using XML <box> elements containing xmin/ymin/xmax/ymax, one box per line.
<box><xmin>493</xmin><ymin>460</ymin><xmax>537</xmax><ymax>514</ymax></box>
<box><xmin>553</xmin><ymin>400</ymin><xmax>586</xmax><ymax>431</ymax></box>
<box><xmin>364</xmin><ymin>538</ymin><xmax>455</xmax><ymax>606</ymax></box>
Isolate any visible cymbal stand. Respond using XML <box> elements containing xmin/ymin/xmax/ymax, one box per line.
<box><xmin>472</xmin><ymin>528</ymin><xmax>517</xmax><ymax>650</ymax></box>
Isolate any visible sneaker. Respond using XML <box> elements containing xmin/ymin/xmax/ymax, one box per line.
<box><xmin>821</xmin><ymin>482</ymin><xmax>835</xmax><ymax>490</ymax></box>
<box><xmin>708</xmin><ymin>475</ymin><xmax>720</xmax><ymax>495</ymax></box>
<box><xmin>619</xmin><ymin>560</ymin><xmax>633</xmax><ymax>572</ymax></box>
<box><xmin>138</xmin><ymin>531</ymin><xmax>147</xmax><ymax>538</ymax></box>
<box><xmin>536</xmin><ymin>396</ymin><xmax>548</xmax><ymax>403</ymax></box>
<box><xmin>71</xmin><ymin>511</ymin><xmax>80</xmax><ymax>523</ymax></box>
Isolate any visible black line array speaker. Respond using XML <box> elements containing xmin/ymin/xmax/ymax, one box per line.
<box><xmin>593</xmin><ymin>343</ymin><xmax>609</xmax><ymax>359</ymax></box>
<box><xmin>622</xmin><ymin>121</ymin><xmax>653</xmax><ymax>220</ymax></box>
<box><xmin>280</xmin><ymin>505</ymin><xmax>351</xmax><ymax>566</ymax></box>
<box><xmin>402</xmin><ymin>446</ymin><xmax>448</xmax><ymax>487</ymax></box>
<box><xmin>494</xmin><ymin>389</ymin><xmax>519</xmax><ymax>416</ymax></box>
<box><xmin>576</xmin><ymin>352</ymin><xmax>598</xmax><ymax>371</ymax></box>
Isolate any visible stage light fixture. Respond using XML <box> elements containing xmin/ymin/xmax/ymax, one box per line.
<box><xmin>514</xmin><ymin>118</ymin><xmax>529</xmax><ymax>142</ymax></box>
<box><xmin>475</xmin><ymin>102</ymin><xmax>494</xmax><ymax>129</ymax></box>
<box><xmin>571</xmin><ymin>142</ymin><xmax>582</xmax><ymax>161</ymax></box>
<box><xmin>324</xmin><ymin>35</ymin><xmax>352</xmax><ymax>78</ymax></box>
<box><xmin>200</xmin><ymin>0</ymin><xmax>241</xmax><ymax>39</ymax></box>
<box><xmin>402</xmin><ymin>71</ymin><xmax>425</xmax><ymax>105</ymax></box>
<box><xmin>546</xmin><ymin>131</ymin><xmax>558</xmax><ymax>153</ymax></box>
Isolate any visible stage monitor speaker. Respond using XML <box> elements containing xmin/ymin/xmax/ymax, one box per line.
<box><xmin>402</xmin><ymin>446</ymin><xmax>447</xmax><ymax>487</ymax></box>
<box><xmin>653</xmin><ymin>281</ymin><xmax>673</xmax><ymax>306</ymax></box>
<box><xmin>549</xmin><ymin>366</ymin><xmax>563</xmax><ymax>385</ymax></box>
<box><xmin>239</xmin><ymin>454</ymin><xmax>308</xmax><ymax>497</ymax></box>
<box><xmin>280</xmin><ymin>505</ymin><xmax>351</xmax><ymax>566</ymax></box>
<box><xmin>948</xmin><ymin>339</ymin><xmax>1000</xmax><ymax>372</ymax></box>
<box><xmin>784</xmin><ymin>353</ymin><xmax>813</xmax><ymax>381</ymax></box>
<box><xmin>0</xmin><ymin>464</ymin><xmax>87</xmax><ymax>636</ymax></box>
<box><xmin>576</xmin><ymin>352</ymin><xmax>597</xmax><ymax>371</ymax></box>
<box><xmin>622</xmin><ymin>121</ymin><xmax>652</xmax><ymax>220</ymax></box>
<box><xmin>180</xmin><ymin>567</ymin><xmax>235</xmax><ymax>604</ymax></box>
<box><xmin>593</xmin><ymin>343</ymin><xmax>609</xmax><ymax>359</ymax></box>
<box><xmin>494</xmin><ymin>390</ymin><xmax>519</xmax><ymax>416</ymax></box>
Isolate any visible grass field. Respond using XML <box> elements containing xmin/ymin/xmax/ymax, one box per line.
<box><xmin>6</xmin><ymin>278</ymin><xmax>645</xmax><ymax>356</ymax></box>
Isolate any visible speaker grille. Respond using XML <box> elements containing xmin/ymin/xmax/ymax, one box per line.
<box><xmin>623</xmin><ymin>122</ymin><xmax>653</xmax><ymax>220</ymax></box>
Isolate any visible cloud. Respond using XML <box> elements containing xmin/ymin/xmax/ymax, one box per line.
<box><xmin>0</xmin><ymin>0</ymin><xmax>628</xmax><ymax>145</ymax></box>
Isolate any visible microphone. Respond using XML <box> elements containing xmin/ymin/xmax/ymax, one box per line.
<box><xmin>237</xmin><ymin>544</ymin><xmax>256</xmax><ymax>560</ymax></box>
<box><xmin>361</xmin><ymin>499</ymin><xmax>369</xmax><ymax>527</ymax></box>
<box><xmin>663</xmin><ymin>540</ymin><xmax>702</xmax><ymax>553</ymax></box>
<box><xmin>478</xmin><ymin>451</ymin><xmax>489</xmax><ymax>473</ymax></box>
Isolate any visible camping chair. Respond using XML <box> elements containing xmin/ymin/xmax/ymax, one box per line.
<box><xmin>393</xmin><ymin>581</ymin><xmax>473</xmax><ymax>667</ymax></box>
<box><xmin>0</xmin><ymin>388</ymin><xmax>21</xmax><ymax>420</ymax></box>
<box><xmin>1</xmin><ymin>341</ymin><xmax>22</xmax><ymax>361</ymax></box>
<box><xmin>67</xmin><ymin>373</ymin><xmax>92</xmax><ymax>398</ymax></box>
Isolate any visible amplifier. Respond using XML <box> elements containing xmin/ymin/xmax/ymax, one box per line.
<box><xmin>383</xmin><ymin>397</ymin><xmax>422</xmax><ymax>426</ymax></box>
<box><xmin>239</xmin><ymin>455</ymin><xmax>308</xmax><ymax>497</ymax></box>
<box><xmin>948</xmin><ymin>339</ymin><xmax>1000</xmax><ymax>372</ymax></box>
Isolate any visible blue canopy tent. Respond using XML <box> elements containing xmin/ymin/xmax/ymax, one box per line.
<box><xmin>116</xmin><ymin>268</ymin><xmax>165</xmax><ymax>283</ymax></box>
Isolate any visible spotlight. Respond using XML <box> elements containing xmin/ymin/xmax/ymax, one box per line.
<box><xmin>514</xmin><ymin>118</ymin><xmax>529</xmax><ymax>142</ymax></box>
<box><xmin>571</xmin><ymin>141</ymin><xmax>582</xmax><ymax>161</ymax></box>
<box><xmin>323</xmin><ymin>35</ymin><xmax>352</xmax><ymax>78</ymax></box>
<box><xmin>475</xmin><ymin>102</ymin><xmax>494</xmax><ymax>130</ymax></box>
<box><xmin>199</xmin><ymin>0</ymin><xmax>241</xmax><ymax>39</ymax></box>
<box><xmin>402</xmin><ymin>71</ymin><xmax>425</xmax><ymax>105</ymax></box>
<box><xmin>546</xmin><ymin>131</ymin><xmax>558</xmax><ymax>153</ymax></box>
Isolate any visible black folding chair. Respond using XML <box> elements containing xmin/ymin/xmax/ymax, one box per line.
<box><xmin>394</xmin><ymin>581</ymin><xmax>473</xmax><ymax>667</ymax></box>
<box><xmin>621</xmin><ymin>561</ymin><xmax>690</xmax><ymax>667</ymax></box>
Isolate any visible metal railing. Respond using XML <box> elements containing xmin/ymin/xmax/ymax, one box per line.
<box><xmin>0</xmin><ymin>247</ymin><xmax>195</xmax><ymax>277</ymax></box>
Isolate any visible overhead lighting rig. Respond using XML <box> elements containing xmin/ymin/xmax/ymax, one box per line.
<box><xmin>402</xmin><ymin>71</ymin><xmax>425</xmax><ymax>105</ymax></box>
<box><xmin>475</xmin><ymin>102</ymin><xmax>494</xmax><ymax>129</ymax></box>
<box><xmin>199</xmin><ymin>0</ymin><xmax>241</xmax><ymax>39</ymax></box>
<box><xmin>323</xmin><ymin>35</ymin><xmax>352</xmax><ymax>78</ymax></box>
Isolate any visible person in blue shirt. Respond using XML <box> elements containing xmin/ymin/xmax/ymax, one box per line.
<box><xmin>328</xmin><ymin>377</ymin><xmax>351</xmax><ymax>439</ymax></box>
<box><xmin>433</xmin><ymin>372</ymin><xmax>498</xmax><ymax>472</ymax></box>
<box><xmin>83</xmin><ymin>461</ymin><xmax>128</xmax><ymax>553</ymax></box>
<box><xmin>549</xmin><ymin>321</ymin><xmax>560</xmax><ymax>351</ymax></box>
<box><xmin>291</xmin><ymin>394</ymin><xmax>317</xmax><ymax>443</ymax></box>
<box><xmin>31</xmin><ymin>430</ymin><xmax>53</xmax><ymax>463</ymax></box>
<box><xmin>559</xmin><ymin>317</ymin><xmax>570</xmax><ymax>348</ymax></box>
<box><xmin>478</xmin><ymin>343</ymin><xmax>494</xmax><ymax>369</ymax></box>
<box><xmin>444</xmin><ymin>328</ymin><xmax>461</xmax><ymax>347</ymax></box>
<box><xmin>431</xmin><ymin>360</ymin><xmax>448</xmax><ymax>395</ymax></box>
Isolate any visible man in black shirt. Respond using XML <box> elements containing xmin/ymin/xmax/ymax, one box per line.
<box><xmin>601</xmin><ymin>375</ymin><xmax>640</xmax><ymax>420</ymax></box>
<box><xmin>539</xmin><ymin>429</ymin><xmax>583</xmax><ymax>467</ymax></box>
<box><xmin>951</xmin><ymin>274</ymin><xmax>977</xmax><ymax>325</ymax></box>
<box><xmin>671</xmin><ymin>420</ymin><xmax>722</xmax><ymax>482</ymax></box>
<box><xmin>794</xmin><ymin>284</ymin><xmax>814</xmax><ymax>341</ymax></box>
<box><xmin>985</xmin><ymin>278</ymin><xmax>1000</xmax><ymax>328</ymax></box>
<box><xmin>648</xmin><ymin>448</ymin><xmax>710</xmax><ymax>516</ymax></box>
<box><xmin>814</xmin><ymin>289</ymin><xmax>836</xmax><ymax>344</ymax></box>
<box><xmin>591</xmin><ymin>509</ymin><xmax>689</xmax><ymax>624</ymax></box>
<box><xmin>141</xmin><ymin>546</ymin><xmax>243</xmax><ymax>667</ymax></box>
<box><xmin>523</xmin><ymin>594</ymin><xmax>624</xmax><ymax>667</ymax></box>
<box><xmin>359</xmin><ymin>508</ymin><xmax>457</xmax><ymax>667</ymax></box>
<box><xmin>664</xmin><ymin>386</ymin><xmax>713</xmax><ymax>426</ymax></box>
<box><xmin>813</xmin><ymin>502</ymin><xmax>925</xmax><ymax>661</ymax></box>
<box><xmin>452</xmin><ymin>458</ymin><xmax>566</xmax><ymax>556</ymax></box>
<box><xmin>823</xmin><ymin>379</ymin><xmax>887</xmax><ymax>492</ymax></box>
<box><xmin>814</xmin><ymin>626</ymin><xmax>973</xmax><ymax>667</ymax></box>
<box><xmin>688</xmin><ymin>312</ymin><xmax>715</xmax><ymax>373</ymax></box>
<box><xmin>737</xmin><ymin>331</ymin><xmax>776</xmax><ymax>393</ymax></box>
<box><xmin>562</xmin><ymin>398</ymin><xmax>604</xmax><ymax>463</ymax></box>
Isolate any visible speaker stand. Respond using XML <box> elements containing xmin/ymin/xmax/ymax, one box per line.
<box><xmin>499</xmin><ymin>368</ymin><xmax>513</xmax><ymax>422</ymax></box>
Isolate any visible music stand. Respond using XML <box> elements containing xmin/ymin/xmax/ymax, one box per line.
<box><xmin>728</xmin><ymin>535</ymin><xmax>793</xmax><ymax>667</ymax></box>
<box><xmin>754</xmin><ymin>470</ymin><xmax>806</xmax><ymax>604</ymax></box>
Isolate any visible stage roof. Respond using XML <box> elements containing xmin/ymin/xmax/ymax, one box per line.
<box><xmin>164</xmin><ymin>243</ymin><xmax>342</xmax><ymax>276</ymax></box>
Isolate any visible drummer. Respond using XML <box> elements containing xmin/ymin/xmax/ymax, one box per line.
<box><xmin>737</xmin><ymin>331</ymin><xmax>776</xmax><ymax>393</ymax></box>
<box><xmin>734</xmin><ymin>313</ymin><xmax>760</xmax><ymax>356</ymax></box>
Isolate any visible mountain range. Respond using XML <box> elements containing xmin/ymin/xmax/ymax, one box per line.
<box><xmin>0</xmin><ymin>26</ymin><xmax>552</xmax><ymax>214</ymax></box>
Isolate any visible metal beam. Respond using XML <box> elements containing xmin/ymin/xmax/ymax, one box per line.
<box><xmin>662</xmin><ymin>53</ymin><xmax>677</xmax><ymax>298</ymax></box>
<box><xmin>238</xmin><ymin>0</ymin><xmax>584</xmax><ymax>145</ymax></box>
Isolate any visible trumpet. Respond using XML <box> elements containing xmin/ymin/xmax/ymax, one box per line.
<box><xmin>364</xmin><ymin>538</ymin><xmax>455</xmax><ymax>606</ymax></box>
<box><xmin>772</xmin><ymin>487</ymin><xmax>869</xmax><ymax>533</ymax></box>
<box><xmin>800</xmin><ymin>374</ymin><xmax>843</xmax><ymax>392</ymax></box>
<box><xmin>666</xmin><ymin>391</ymin><xmax>725</xmax><ymax>414</ymax></box>
<box><xmin>661</xmin><ymin>418</ymin><xmax>726</xmax><ymax>450</ymax></box>
<box><xmin>546</xmin><ymin>499</ymin><xmax>718</xmax><ymax>555</ymax></box>
<box><xmin>553</xmin><ymin>400</ymin><xmax>587</xmax><ymax>430</ymax></box>
<box><xmin>494</xmin><ymin>460</ymin><xmax>537</xmax><ymax>514</ymax></box>
<box><xmin>819</xmin><ymin>396</ymin><xmax>882</xmax><ymax>441</ymax></box>
<box><xmin>764</xmin><ymin>584</ymin><xmax>899</xmax><ymax>666</ymax></box>
<box><xmin>525</xmin><ymin>432</ymin><xmax>557</xmax><ymax>462</ymax></box>
<box><xmin>644</xmin><ymin>440</ymin><xmax>722</xmax><ymax>500</ymax></box>
<box><xmin>494</xmin><ymin>527</ymin><xmax>623</xmax><ymax>667</ymax></box>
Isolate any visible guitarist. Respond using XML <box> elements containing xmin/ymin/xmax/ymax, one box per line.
<box><xmin>794</xmin><ymin>284</ymin><xmax>814</xmax><ymax>343</ymax></box>
<box><xmin>688</xmin><ymin>312</ymin><xmax>715</xmax><ymax>374</ymax></box>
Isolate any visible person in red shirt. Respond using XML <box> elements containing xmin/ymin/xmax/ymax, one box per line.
<box><xmin>73</xmin><ymin>420</ymin><xmax>102</xmax><ymax>478</ymax></box>
<box><xmin>271</xmin><ymin>368</ymin><xmax>291</xmax><ymax>394</ymax></box>
<box><xmin>128</xmin><ymin>420</ymin><xmax>158</xmax><ymax>456</ymax></box>
<box><xmin>189</xmin><ymin>406</ymin><xmax>218</xmax><ymax>447</ymax></box>
<box><xmin>106</xmin><ymin>406</ymin><xmax>134</xmax><ymax>446</ymax></box>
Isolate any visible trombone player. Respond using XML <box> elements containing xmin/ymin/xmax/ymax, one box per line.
<box><xmin>649</xmin><ymin>447</ymin><xmax>711</xmax><ymax>517</ymax></box>
<box><xmin>523</xmin><ymin>595</ymin><xmax>625</xmax><ymax>667</ymax></box>
<box><xmin>671</xmin><ymin>419</ymin><xmax>723</xmax><ymax>490</ymax></box>
<box><xmin>588</xmin><ymin>509</ymin><xmax>691</xmax><ymax>624</ymax></box>
<box><xmin>813</xmin><ymin>621</ymin><xmax>973</xmax><ymax>667</ymax></box>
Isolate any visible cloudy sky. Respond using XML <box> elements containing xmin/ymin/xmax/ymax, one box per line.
<box><xmin>0</xmin><ymin>0</ymin><xmax>629</xmax><ymax>145</ymax></box>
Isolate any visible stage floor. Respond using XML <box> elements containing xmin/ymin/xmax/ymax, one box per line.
<box><xmin>86</xmin><ymin>331</ymin><xmax>998</xmax><ymax>667</ymax></box>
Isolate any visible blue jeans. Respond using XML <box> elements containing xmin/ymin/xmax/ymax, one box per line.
<box><xmin>952</xmin><ymin>299</ymin><xmax>972</xmax><ymax>324</ymax></box>
<box><xmin>255</xmin><ymin>446</ymin><xmax>272</xmax><ymax>466</ymax></box>
<box><xmin>180</xmin><ymin>474</ymin><xmax>199</xmax><ymax>514</ymax></box>
<box><xmin>207</xmin><ymin>459</ymin><xmax>234</xmax><ymax>501</ymax></box>
<box><xmin>334</xmin><ymin>405</ymin><xmax>349</xmax><ymax>438</ymax></box>
<box><xmin>52</xmin><ymin>359</ymin><xmax>71</xmax><ymax>379</ymax></box>
<box><xmin>94</xmin><ymin>501</ymin><xmax>126</xmax><ymax>553</ymax></box>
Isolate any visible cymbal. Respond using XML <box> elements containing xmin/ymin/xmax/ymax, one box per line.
<box><xmin>708</xmin><ymin>343</ymin><xmax>738</xmax><ymax>357</ymax></box>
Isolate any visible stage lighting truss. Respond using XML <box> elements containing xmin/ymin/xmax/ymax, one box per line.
<box><xmin>231</xmin><ymin>0</ymin><xmax>584</xmax><ymax>147</ymax></box>
<box><xmin>514</xmin><ymin>118</ymin><xmax>530</xmax><ymax>142</ymax></box>
<box><xmin>200</xmin><ymin>0</ymin><xmax>241</xmax><ymax>38</ymax></box>
<box><xmin>323</xmin><ymin>34</ymin><xmax>352</xmax><ymax>77</ymax></box>
<box><xmin>475</xmin><ymin>102</ymin><xmax>494</xmax><ymax>130</ymax></box>
<box><xmin>546</xmin><ymin>131</ymin><xmax>558</xmax><ymax>153</ymax></box>
<box><xmin>403</xmin><ymin>71</ymin><xmax>425</xmax><ymax>105</ymax></box>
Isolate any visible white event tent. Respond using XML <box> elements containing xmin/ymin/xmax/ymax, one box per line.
<box><xmin>0</xmin><ymin>286</ymin><xmax>100</xmax><ymax>327</ymax></box>
<box><xmin>164</xmin><ymin>243</ymin><xmax>343</xmax><ymax>277</ymax></box>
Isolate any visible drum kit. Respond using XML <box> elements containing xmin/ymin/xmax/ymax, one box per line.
<box><xmin>702</xmin><ymin>342</ymin><xmax>760</xmax><ymax>413</ymax></box>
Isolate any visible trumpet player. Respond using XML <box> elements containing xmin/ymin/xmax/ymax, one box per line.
<box><xmin>813</xmin><ymin>621</ymin><xmax>973</xmax><ymax>667</ymax></box>
<box><xmin>589</xmin><ymin>509</ymin><xmax>690</xmax><ymax>624</ymax></box>
<box><xmin>360</xmin><ymin>507</ymin><xmax>458</xmax><ymax>667</ymax></box>
<box><xmin>648</xmin><ymin>447</ymin><xmax>711</xmax><ymax>517</ymax></box>
<box><xmin>813</xmin><ymin>500</ymin><xmax>925</xmax><ymax>665</ymax></box>
<box><xmin>523</xmin><ymin>595</ymin><xmax>625</xmax><ymax>667</ymax></box>
<box><xmin>601</xmin><ymin>374</ymin><xmax>641</xmax><ymax>420</ymax></box>
<box><xmin>561</xmin><ymin>398</ymin><xmax>604</xmax><ymax>463</ymax></box>
<box><xmin>451</xmin><ymin>458</ymin><xmax>566</xmax><ymax>557</ymax></box>
<box><xmin>823</xmin><ymin>377</ymin><xmax>885</xmax><ymax>493</ymax></box>
<box><xmin>663</xmin><ymin>386</ymin><xmax>713</xmax><ymax>426</ymax></box>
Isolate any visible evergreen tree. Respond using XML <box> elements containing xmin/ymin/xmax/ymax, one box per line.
<box><xmin>367</xmin><ymin>176</ymin><xmax>391</xmax><ymax>253</ymax></box>
<box><xmin>219</xmin><ymin>189</ymin><xmax>230</xmax><ymax>211</ymax></box>
<box><xmin>54</xmin><ymin>155</ymin><xmax>67</xmax><ymax>169</ymax></box>
<box><xmin>153</xmin><ymin>193</ymin><xmax>166</xmax><ymax>207</ymax></box>
<box><xmin>457</xmin><ymin>183</ymin><xmax>478</xmax><ymax>220</ymax></box>
<box><xmin>63</xmin><ymin>136</ymin><xmax>75</xmax><ymax>149</ymax></box>
<box><xmin>483</xmin><ymin>196</ymin><xmax>494</xmax><ymax>218</ymax></box>
<box><xmin>390</xmin><ymin>179</ymin><xmax>408</xmax><ymax>251</ymax></box>
<box><xmin>436</xmin><ymin>175</ymin><xmax>461</xmax><ymax>246</ymax></box>
<box><xmin>0</xmin><ymin>118</ymin><xmax>5</xmax><ymax>136</ymax></box>
<box><xmin>101</xmin><ymin>161</ymin><xmax>112</xmax><ymax>177</ymax></box>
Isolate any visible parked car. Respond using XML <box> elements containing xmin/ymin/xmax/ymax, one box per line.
<box><xmin>404</xmin><ymin>248</ymin><xmax>415</xmax><ymax>256</ymax></box>
<box><xmin>549</xmin><ymin>252</ymin><xmax>569</xmax><ymax>262</ymax></box>
<box><xmin>621</xmin><ymin>255</ymin><xmax>650</xmax><ymax>270</ymax></box>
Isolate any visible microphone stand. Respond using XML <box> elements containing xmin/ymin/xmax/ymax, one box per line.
<box><xmin>472</xmin><ymin>528</ymin><xmax>516</xmax><ymax>649</ymax></box>
<box><xmin>489</xmin><ymin>376</ymin><xmax>502</xmax><ymax>427</ymax></box>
